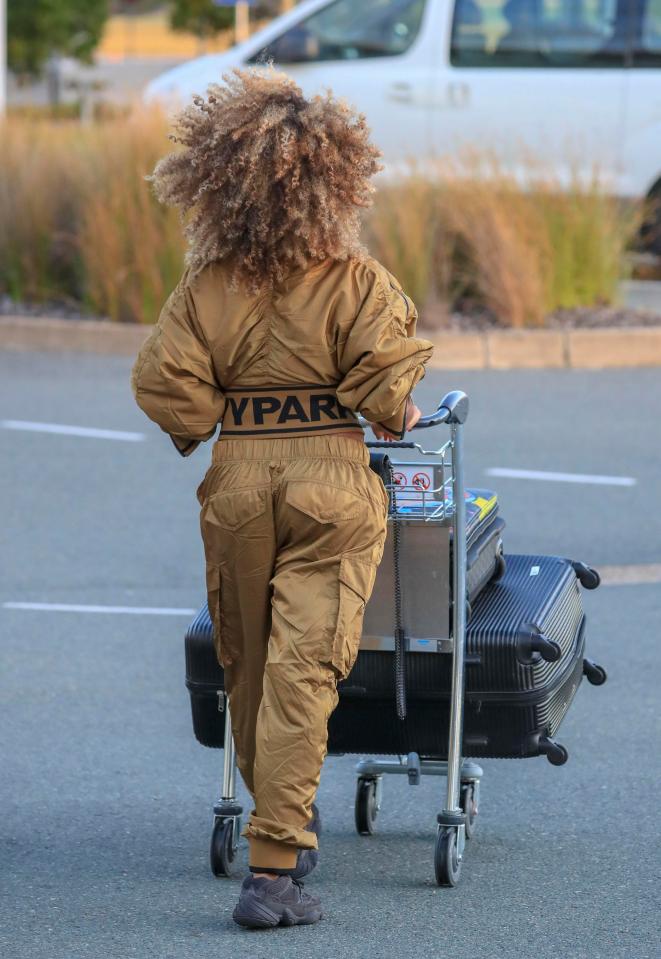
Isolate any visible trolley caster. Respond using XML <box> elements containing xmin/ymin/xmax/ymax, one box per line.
<box><xmin>538</xmin><ymin>735</ymin><xmax>569</xmax><ymax>766</ymax></box>
<box><xmin>210</xmin><ymin>817</ymin><xmax>239</xmax><ymax>877</ymax></box>
<box><xmin>434</xmin><ymin>826</ymin><xmax>463</xmax><ymax>887</ymax></box>
<box><xmin>583</xmin><ymin>658</ymin><xmax>607</xmax><ymax>686</ymax></box>
<box><xmin>571</xmin><ymin>561</ymin><xmax>600</xmax><ymax>590</ymax></box>
<box><xmin>460</xmin><ymin>781</ymin><xmax>479</xmax><ymax>840</ymax></box>
<box><xmin>355</xmin><ymin>776</ymin><xmax>381</xmax><ymax>835</ymax></box>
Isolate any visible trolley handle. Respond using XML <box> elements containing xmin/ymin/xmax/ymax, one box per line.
<box><xmin>359</xmin><ymin>389</ymin><xmax>469</xmax><ymax>435</ymax></box>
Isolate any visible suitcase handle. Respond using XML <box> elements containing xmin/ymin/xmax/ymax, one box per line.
<box><xmin>360</xmin><ymin>389</ymin><xmax>469</xmax><ymax>436</ymax></box>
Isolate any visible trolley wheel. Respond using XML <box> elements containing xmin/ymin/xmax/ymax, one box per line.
<box><xmin>210</xmin><ymin>817</ymin><xmax>238</xmax><ymax>877</ymax></box>
<box><xmin>460</xmin><ymin>783</ymin><xmax>478</xmax><ymax>840</ymax></box>
<box><xmin>434</xmin><ymin>827</ymin><xmax>462</xmax><ymax>887</ymax></box>
<box><xmin>355</xmin><ymin>777</ymin><xmax>379</xmax><ymax>835</ymax></box>
<box><xmin>494</xmin><ymin>552</ymin><xmax>507</xmax><ymax>581</ymax></box>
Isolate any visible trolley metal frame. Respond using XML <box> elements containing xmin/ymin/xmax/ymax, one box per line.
<box><xmin>209</xmin><ymin>390</ymin><xmax>479</xmax><ymax>886</ymax></box>
<box><xmin>353</xmin><ymin>389</ymin><xmax>483</xmax><ymax>884</ymax></box>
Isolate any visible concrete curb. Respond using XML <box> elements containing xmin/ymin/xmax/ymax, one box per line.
<box><xmin>426</xmin><ymin>326</ymin><xmax>661</xmax><ymax>369</ymax></box>
<box><xmin>0</xmin><ymin>316</ymin><xmax>150</xmax><ymax>356</ymax></box>
<box><xmin>2</xmin><ymin>315</ymin><xmax>661</xmax><ymax>369</ymax></box>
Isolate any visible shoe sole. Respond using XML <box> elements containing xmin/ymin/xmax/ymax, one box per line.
<box><xmin>233</xmin><ymin>905</ymin><xmax>323</xmax><ymax>929</ymax></box>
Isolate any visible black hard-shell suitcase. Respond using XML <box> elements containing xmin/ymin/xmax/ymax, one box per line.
<box><xmin>184</xmin><ymin>554</ymin><xmax>605</xmax><ymax>762</ymax></box>
<box><xmin>185</xmin><ymin>607</ymin><xmax>226</xmax><ymax>749</ymax></box>
<box><xmin>330</xmin><ymin>553</ymin><xmax>605</xmax><ymax>764</ymax></box>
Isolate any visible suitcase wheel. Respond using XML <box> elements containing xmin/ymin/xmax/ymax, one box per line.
<box><xmin>434</xmin><ymin>827</ymin><xmax>462</xmax><ymax>887</ymax></box>
<box><xmin>538</xmin><ymin>735</ymin><xmax>569</xmax><ymax>766</ymax></box>
<box><xmin>583</xmin><ymin>658</ymin><xmax>607</xmax><ymax>686</ymax></box>
<box><xmin>355</xmin><ymin>776</ymin><xmax>381</xmax><ymax>836</ymax></box>
<box><xmin>460</xmin><ymin>782</ymin><xmax>479</xmax><ymax>840</ymax></box>
<box><xmin>210</xmin><ymin>817</ymin><xmax>239</xmax><ymax>877</ymax></box>
<box><xmin>572</xmin><ymin>561</ymin><xmax>601</xmax><ymax>590</ymax></box>
<box><xmin>494</xmin><ymin>551</ymin><xmax>506</xmax><ymax>582</ymax></box>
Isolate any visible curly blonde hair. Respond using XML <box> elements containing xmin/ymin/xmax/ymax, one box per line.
<box><xmin>149</xmin><ymin>68</ymin><xmax>382</xmax><ymax>290</ymax></box>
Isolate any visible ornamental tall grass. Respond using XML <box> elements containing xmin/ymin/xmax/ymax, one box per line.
<box><xmin>365</xmin><ymin>158</ymin><xmax>636</xmax><ymax>328</ymax></box>
<box><xmin>0</xmin><ymin>112</ymin><xmax>184</xmax><ymax>323</ymax></box>
<box><xmin>77</xmin><ymin>114</ymin><xmax>184</xmax><ymax>322</ymax></box>
<box><xmin>0</xmin><ymin>114</ymin><xmax>637</xmax><ymax>326</ymax></box>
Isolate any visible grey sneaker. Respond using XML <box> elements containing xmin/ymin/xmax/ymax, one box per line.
<box><xmin>232</xmin><ymin>875</ymin><xmax>322</xmax><ymax>929</ymax></box>
<box><xmin>291</xmin><ymin>802</ymin><xmax>321</xmax><ymax>880</ymax></box>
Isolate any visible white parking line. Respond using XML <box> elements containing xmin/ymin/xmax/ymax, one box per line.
<box><xmin>0</xmin><ymin>420</ymin><xmax>145</xmax><ymax>442</ymax></box>
<box><xmin>485</xmin><ymin>467</ymin><xmax>636</xmax><ymax>487</ymax></box>
<box><xmin>3</xmin><ymin>602</ymin><xmax>196</xmax><ymax>616</ymax></box>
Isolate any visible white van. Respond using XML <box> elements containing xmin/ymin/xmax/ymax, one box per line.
<box><xmin>146</xmin><ymin>0</ymin><xmax>661</xmax><ymax>240</ymax></box>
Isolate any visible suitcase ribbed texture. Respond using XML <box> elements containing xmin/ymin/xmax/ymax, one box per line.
<box><xmin>465</xmin><ymin>554</ymin><xmax>583</xmax><ymax>691</ymax></box>
<box><xmin>331</xmin><ymin>555</ymin><xmax>586</xmax><ymax>758</ymax></box>
<box><xmin>328</xmin><ymin>630</ymin><xmax>585</xmax><ymax>759</ymax></box>
<box><xmin>185</xmin><ymin>607</ymin><xmax>225</xmax><ymax>748</ymax></box>
<box><xmin>464</xmin><ymin>519</ymin><xmax>505</xmax><ymax>602</ymax></box>
<box><xmin>347</xmin><ymin>555</ymin><xmax>583</xmax><ymax>695</ymax></box>
<box><xmin>185</xmin><ymin>604</ymin><xmax>214</xmax><ymax>647</ymax></box>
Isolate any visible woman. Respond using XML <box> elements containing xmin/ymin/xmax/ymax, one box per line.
<box><xmin>131</xmin><ymin>68</ymin><xmax>433</xmax><ymax>929</ymax></box>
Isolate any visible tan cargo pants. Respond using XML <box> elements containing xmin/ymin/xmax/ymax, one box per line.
<box><xmin>197</xmin><ymin>435</ymin><xmax>389</xmax><ymax>871</ymax></box>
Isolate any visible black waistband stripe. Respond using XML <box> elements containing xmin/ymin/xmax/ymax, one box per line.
<box><xmin>221</xmin><ymin>386</ymin><xmax>361</xmax><ymax>436</ymax></box>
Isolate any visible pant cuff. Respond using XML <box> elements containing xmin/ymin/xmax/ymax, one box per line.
<box><xmin>248</xmin><ymin>836</ymin><xmax>298</xmax><ymax>871</ymax></box>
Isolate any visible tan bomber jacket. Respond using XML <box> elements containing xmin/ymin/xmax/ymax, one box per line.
<box><xmin>131</xmin><ymin>256</ymin><xmax>434</xmax><ymax>454</ymax></box>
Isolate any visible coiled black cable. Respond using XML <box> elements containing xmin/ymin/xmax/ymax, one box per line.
<box><xmin>388</xmin><ymin>463</ymin><xmax>407</xmax><ymax>720</ymax></box>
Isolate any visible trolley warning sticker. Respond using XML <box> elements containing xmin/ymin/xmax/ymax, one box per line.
<box><xmin>412</xmin><ymin>472</ymin><xmax>431</xmax><ymax>490</ymax></box>
<box><xmin>387</xmin><ymin>464</ymin><xmax>444</xmax><ymax>505</ymax></box>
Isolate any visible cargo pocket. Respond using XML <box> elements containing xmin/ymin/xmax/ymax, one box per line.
<box><xmin>331</xmin><ymin>553</ymin><xmax>378</xmax><ymax>679</ymax></box>
<box><xmin>285</xmin><ymin>481</ymin><xmax>372</xmax><ymax>524</ymax></box>
<box><xmin>206</xmin><ymin>565</ymin><xmax>235</xmax><ymax>668</ymax></box>
<box><xmin>204</xmin><ymin>487</ymin><xmax>268</xmax><ymax>532</ymax></box>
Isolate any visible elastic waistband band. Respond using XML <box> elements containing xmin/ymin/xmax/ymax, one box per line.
<box><xmin>212</xmin><ymin>433</ymin><xmax>371</xmax><ymax>464</ymax></box>
<box><xmin>220</xmin><ymin>383</ymin><xmax>361</xmax><ymax>437</ymax></box>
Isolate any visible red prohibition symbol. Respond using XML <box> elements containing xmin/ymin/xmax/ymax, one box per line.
<box><xmin>393</xmin><ymin>472</ymin><xmax>407</xmax><ymax>486</ymax></box>
<box><xmin>412</xmin><ymin>472</ymin><xmax>431</xmax><ymax>490</ymax></box>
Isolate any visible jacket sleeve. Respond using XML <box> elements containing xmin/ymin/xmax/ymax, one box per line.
<box><xmin>130</xmin><ymin>272</ymin><xmax>226</xmax><ymax>457</ymax></box>
<box><xmin>335</xmin><ymin>264</ymin><xmax>434</xmax><ymax>439</ymax></box>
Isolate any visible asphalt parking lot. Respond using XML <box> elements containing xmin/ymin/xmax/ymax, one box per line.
<box><xmin>1</xmin><ymin>351</ymin><xmax>659</xmax><ymax>959</ymax></box>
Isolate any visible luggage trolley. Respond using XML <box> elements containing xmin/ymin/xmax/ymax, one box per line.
<box><xmin>186</xmin><ymin>388</ymin><xmax>607</xmax><ymax>886</ymax></box>
<box><xmin>193</xmin><ymin>390</ymin><xmax>477</xmax><ymax>886</ymax></box>
<box><xmin>352</xmin><ymin>389</ymin><xmax>480</xmax><ymax>886</ymax></box>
